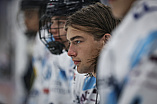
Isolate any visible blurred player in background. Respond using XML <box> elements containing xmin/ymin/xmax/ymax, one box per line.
<box><xmin>97</xmin><ymin>0</ymin><xmax>157</xmax><ymax>104</ymax></box>
<box><xmin>16</xmin><ymin>0</ymin><xmax>45</xmax><ymax>103</ymax></box>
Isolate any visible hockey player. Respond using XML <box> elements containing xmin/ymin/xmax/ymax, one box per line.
<box><xmin>15</xmin><ymin>0</ymin><xmax>46</xmax><ymax>103</ymax></box>
<box><xmin>97</xmin><ymin>0</ymin><xmax>157</xmax><ymax>104</ymax></box>
<box><xmin>65</xmin><ymin>2</ymin><xmax>120</xmax><ymax>103</ymax></box>
<box><xmin>29</xmin><ymin>0</ymin><xmax>100</xmax><ymax>104</ymax></box>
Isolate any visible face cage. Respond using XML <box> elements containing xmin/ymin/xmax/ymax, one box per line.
<box><xmin>39</xmin><ymin>15</ymin><xmax>68</xmax><ymax>55</ymax></box>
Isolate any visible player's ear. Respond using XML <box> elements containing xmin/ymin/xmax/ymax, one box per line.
<box><xmin>102</xmin><ymin>33</ymin><xmax>111</xmax><ymax>44</ymax></box>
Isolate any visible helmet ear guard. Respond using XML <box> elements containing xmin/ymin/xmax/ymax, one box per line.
<box><xmin>39</xmin><ymin>0</ymin><xmax>100</xmax><ymax>55</ymax></box>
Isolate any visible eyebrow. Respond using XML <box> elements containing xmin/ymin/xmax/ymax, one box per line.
<box><xmin>52</xmin><ymin>17</ymin><xmax>67</xmax><ymax>21</ymax></box>
<box><xmin>70</xmin><ymin>36</ymin><xmax>84</xmax><ymax>41</ymax></box>
<box><xmin>51</xmin><ymin>17</ymin><xmax>60</xmax><ymax>21</ymax></box>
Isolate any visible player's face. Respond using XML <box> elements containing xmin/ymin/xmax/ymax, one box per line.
<box><xmin>67</xmin><ymin>26</ymin><xmax>104</xmax><ymax>74</ymax></box>
<box><xmin>24</xmin><ymin>9</ymin><xmax>39</xmax><ymax>32</ymax></box>
<box><xmin>49</xmin><ymin>16</ymin><xmax>68</xmax><ymax>48</ymax></box>
<box><xmin>108</xmin><ymin>0</ymin><xmax>135</xmax><ymax>18</ymax></box>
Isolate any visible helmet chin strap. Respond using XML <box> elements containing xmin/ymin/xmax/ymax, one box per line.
<box><xmin>47</xmin><ymin>41</ymin><xmax>65</xmax><ymax>55</ymax></box>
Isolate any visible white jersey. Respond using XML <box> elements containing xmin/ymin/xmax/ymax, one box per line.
<box><xmin>27</xmin><ymin>33</ymin><xmax>75</xmax><ymax>104</ymax></box>
<box><xmin>73</xmin><ymin>73</ymin><xmax>100</xmax><ymax>104</ymax></box>
<box><xmin>97</xmin><ymin>0</ymin><xmax>157</xmax><ymax>104</ymax></box>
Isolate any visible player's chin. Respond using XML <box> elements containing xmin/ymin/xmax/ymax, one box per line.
<box><xmin>76</xmin><ymin>66</ymin><xmax>84</xmax><ymax>74</ymax></box>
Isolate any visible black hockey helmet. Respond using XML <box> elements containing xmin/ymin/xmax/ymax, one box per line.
<box><xmin>39</xmin><ymin>0</ymin><xmax>100</xmax><ymax>55</ymax></box>
<box><xmin>20</xmin><ymin>0</ymin><xmax>44</xmax><ymax>10</ymax></box>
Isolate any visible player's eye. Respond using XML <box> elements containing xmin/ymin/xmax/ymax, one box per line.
<box><xmin>73</xmin><ymin>40</ymin><xmax>82</xmax><ymax>45</ymax></box>
<box><xmin>58</xmin><ymin>21</ymin><xmax>65</xmax><ymax>25</ymax></box>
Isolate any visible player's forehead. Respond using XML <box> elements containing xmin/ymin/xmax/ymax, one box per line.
<box><xmin>67</xmin><ymin>26</ymin><xmax>93</xmax><ymax>42</ymax></box>
<box><xmin>51</xmin><ymin>16</ymin><xmax>67</xmax><ymax>20</ymax></box>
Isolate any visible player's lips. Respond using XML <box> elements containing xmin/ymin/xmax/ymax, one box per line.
<box><xmin>54</xmin><ymin>37</ymin><xmax>61</xmax><ymax>41</ymax></box>
<box><xmin>73</xmin><ymin>60</ymin><xmax>81</xmax><ymax>65</ymax></box>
